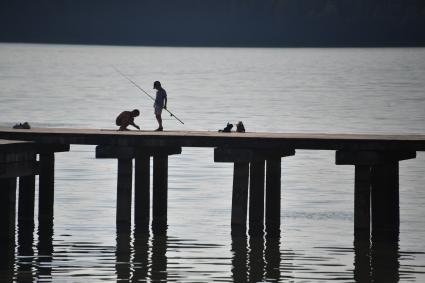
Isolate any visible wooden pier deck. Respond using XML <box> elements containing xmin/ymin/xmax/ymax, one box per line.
<box><xmin>1</xmin><ymin>127</ymin><xmax>425</xmax><ymax>243</ymax></box>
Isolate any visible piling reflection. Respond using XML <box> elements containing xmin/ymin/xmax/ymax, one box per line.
<box><xmin>249</xmin><ymin>236</ymin><xmax>265</xmax><ymax>282</ymax></box>
<box><xmin>353</xmin><ymin>234</ymin><xmax>400</xmax><ymax>283</ymax></box>
<box><xmin>231</xmin><ymin>235</ymin><xmax>281</xmax><ymax>282</ymax></box>
<box><xmin>16</xmin><ymin>217</ymin><xmax>35</xmax><ymax>282</ymax></box>
<box><xmin>150</xmin><ymin>233</ymin><xmax>168</xmax><ymax>282</ymax></box>
<box><xmin>116</xmin><ymin>231</ymin><xmax>132</xmax><ymax>282</ymax></box>
<box><xmin>115</xmin><ymin>229</ymin><xmax>168</xmax><ymax>282</ymax></box>
<box><xmin>371</xmin><ymin>239</ymin><xmax>399</xmax><ymax>282</ymax></box>
<box><xmin>353</xmin><ymin>238</ymin><xmax>371</xmax><ymax>283</ymax></box>
<box><xmin>265</xmin><ymin>236</ymin><xmax>281</xmax><ymax>281</ymax></box>
<box><xmin>37</xmin><ymin>219</ymin><xmax>54</xmax><ymax>280</ymax></box>
<box><xmin>0</xmin><ymin>238</ymin><xmax>14</xmax><ymax>282</ymax></box>
<box><xmin>5</xmin><ymin>215</ymin><xmax>403</xmax><ymax>282</ymax></box>
<box><xmin>231</xmin><ymin>236</ymin><xmax>248</xmax><ymax>283</ymax></box>
<box><xmin>131</xmin><ymin>233</ymin><xmax>149</xmax><ymax>283</ymax></box>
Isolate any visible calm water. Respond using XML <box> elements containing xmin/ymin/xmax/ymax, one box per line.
<box><xmin>1</xmin><ymin>44</ymin><xmax>425</xmax><ymax>282</ymax></box>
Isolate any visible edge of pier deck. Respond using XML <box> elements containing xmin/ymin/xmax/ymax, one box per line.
<box><xmin>1</xmin><ymin>127</ymin><xmax>425</xmax><ymax>151</ymax></box>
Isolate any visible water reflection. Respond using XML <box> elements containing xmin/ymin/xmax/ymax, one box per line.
<box><xmin>150</xmin><ymin>234</ymin><xmax>168</xmax><ymax>282</ymax></box>
<box><xmin>16</xmin><ymin>219</ymin><xmax>35</xmax><ymax>282</ymax></box>
<box><xmin>115</xmin><ymin>232</ymin><xmax>131</xmax><ymax>282</ymax></box>
<box><xmin>265</xmin><ymin>237</ymin><xmax>281</xmax><ymax>281</ymax></box>
<box><xmin>231</xmin><ymin>237</ymin><xmax>248</xmax><ymax>282</ymax></box>
<box><xmin>231</xmin><ymin>236</ymin><xmax>281</xmax><ymax>282</ymax></box>
<box><xmin>115</xmin><ymin>230</ymin><xmax>168</xmax><ymax>282</ymax></box>
<box><xmin>0</xmin><ymin>237</ymin><xmax>14</xmax><ymax>282</ymax></box>
<box><xmin>37</xmin><ymin>219</ymin><xmax>54</xmax><ymax>280</ymax></box>
<box><xmin>9</xmin><ymin>215</ymin><xmax>54</xmax><ymax>283</ymax></box>
<box><xmin>4</xmin><ymin>217</ymin><xmax>407</xmax><ymax>282</ymax></box>
<box><xmin>354</xmin><ymin>235</ymin><xmax>400</xmax><ymax>283</ymax></box>
<box><xmin>132</xmin><ymin>233</ymin><xmax>149</xmax><ymax>283</ymax></box>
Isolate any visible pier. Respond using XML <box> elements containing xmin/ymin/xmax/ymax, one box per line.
<box><xmin>1</xmin><ymin>127</ymin><xmax>425</xmax><ymax>243</ymax></box>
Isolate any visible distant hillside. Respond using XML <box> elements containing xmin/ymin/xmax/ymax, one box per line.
<box><xmin>1</xmin><ymin>0</ymin><xmax>424</xmax><ymax>46</ymax></box>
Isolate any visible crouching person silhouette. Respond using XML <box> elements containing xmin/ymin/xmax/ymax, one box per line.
<box><xmin>115</xmin><ymin>109</ymin><xmax>141</xmax><ymax>131</ymax></box>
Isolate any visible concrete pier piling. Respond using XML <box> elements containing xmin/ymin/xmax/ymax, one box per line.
<box><xmin>249</xmin><ymin>160</ymin><xmax>265</xmax><ymax>236</ymax></box>
<box><xmin>215</xmin><ymin>148</ymin><xmax>295</xmax><ymax>236</ymax></box>
<box><xmin>0</xmin><ymin>178</ymin><xmax>17</xmax><ymax>248</ymax></box>
<box><xmin>18</xmin><ymin>169</ymin><xmax>36</xmax><ymax>225</ymax></box>
<box><xmin>117</xmin><ymin>158</ymin><xmax>133</xmax><ymax>231</ymax></box>
<box><xmin>231</xmin><ymin>162</ymin><xmax>249</xmax><ymax>236</ymax></box>
<box><xmin>353</xmin><ymin>165</ymin><xmax>372</xmax><ymax>238</ymax></box>
<box><xmin>39</xmin><ymin>153</ymin><xmax>55</xmax><ymax>223</ymax></box>
<box><xmin>265</xmin><ymin>158</ymin><xmax>282</xmax><ymax>237</ymax></box>
<box><xmin>152</xmin><ymin>155</ymin><xmax>169</xmax><ymax>233</ymax></box>
<box><xmin>134</xmin><ymin>155</ymin><xmax>150</xmax><ymax>231</ymax></box>
<box><xmin>371</xmin><ymin>162</ymin><xmax>400</xmax><ymax>241</ymax></box>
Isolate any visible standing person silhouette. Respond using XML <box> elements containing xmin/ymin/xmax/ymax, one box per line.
<box><xmin>153</xmin><ymin>81</ymin><xmax>167</xmax><ymax>131</ymax></box>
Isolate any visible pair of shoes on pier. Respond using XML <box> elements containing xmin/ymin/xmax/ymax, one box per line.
<box><xmin>13</xmin><ymin>122</ymin><xmax>31</xmax><ymax>129</ymax></box>
<box><xmin>155</xmin><ymin>127</ymin><xmax>163</xmax><ymax>131</ymax></box>
<box><xmin>218</xmin><ymin>121</ymin><xmax>245</xmax><ymax>133</ymax></box>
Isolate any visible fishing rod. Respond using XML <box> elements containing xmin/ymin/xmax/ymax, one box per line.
<box><xmin>113</xmin><ymin>67</ymin><xmax>185</xmax><ymax>125</ymax></box>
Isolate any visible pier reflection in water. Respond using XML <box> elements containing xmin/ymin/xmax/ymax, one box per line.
<box><xmin>231</xmin><ymin>236</ymin><xmax>281</xmax><ymax>282</ymax></box>
<box><xmin>1</xmin><ymin>220</ymin><xmax>420</xmax><ymax>282</ymax></box>
<box><xmin>354</xmin><ymin>236</ymin><xmax>400</xmax><ymax>283</ymax></box>
<box><xmin>115</xmin><ymin>232</ymin><xmax>169</xmax><ymax>282</ymax></box>
<box><xmin>232</xmin><ymin>233</ymin><xmax>405</xmax><ymax>282</ymax></box>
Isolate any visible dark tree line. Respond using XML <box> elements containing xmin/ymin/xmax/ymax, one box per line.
<box><xmin>1</xmin><ymin>0</ymin><xmax>424</xmax><ymax>46</ymax></box>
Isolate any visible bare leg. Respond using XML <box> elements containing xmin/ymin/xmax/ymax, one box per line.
<box><xmin>155</xmin><ymin>114</ymin><xmax>163</xmax><ymax>130</ymax></box>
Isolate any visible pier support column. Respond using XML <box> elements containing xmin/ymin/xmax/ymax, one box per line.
<box><xmin>371</xmin><ymin>162</ymin><xmax>399</xmax><ymax>241</ymax></box>
<box><xmin>215</xmin><ymin>148</ymin><xmax>294</xmax><ymax>237</ymax></box>
<box><xmin>18</xmin><ymin>153</ymin><xmax>37</xmax><ymax>234</ymax></box>
<box><xmin>96</xmin><ymin>146</ymin><xmax>135</xmax><ymax>232</ymax></box>
<box><xmin>265</xmin><ymin>158</ymin><xmax>282</xmax><ymax>238</ymax></box>
<box><xmin>134</xmin><ymin>155</ymin><xmax>150</xmax><ymax>232</ymax></box>
<box><xmin>249</xmin><ymin>160</ymin><xmax>265</xmax><ymax>236</ymax></box>
<box><xmin>336</xmin><ymin>150</ymin><xmax>416</xmax><ymax>241</ymax></box>
<box><xmin>0</xmin><ymin>178</ymin><xmax>17</xmax><ymax>249</ymax></box>
<box><xmin>39</xmin><ymin>153</ymin><xmax>55</xmax><ymax>224</ymax></box>
<box><xmin>117</xmin><ymin>158</ymin><xmax>133</xmax><ymax>231</ymax></box>
<box><xmin>18</xmin><ymin>174</ymin><xmax>36</xmax><ymax>225</ymax></box>
<box><xmin>18</xmin><ymin>161</ymin><xmax>36</xmax><ymax>256</ymax></box>
<box><xmin>231</xmin><ymin>162</ymin><xmax>249</xmax><ymax>236</ymax></box>
<box><xmin>353</xmin><ymin>165</ymin><xmax>372</xmax><ymax>239</ymax></box>
<box><xmin>0</xmin><ymin>178</ymin><xmax>16</xmax><ymax>276</ymax></box>
<box><xmin>152</xmin><ymin>155</ymin><xmax>168</xmax><ymax>234</ymax></box>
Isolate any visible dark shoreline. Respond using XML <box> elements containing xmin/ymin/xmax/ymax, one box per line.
<box><xmin>1</xmin><ymin>0</ymin><xmax>424</xmax><ymax>47</ymax></box>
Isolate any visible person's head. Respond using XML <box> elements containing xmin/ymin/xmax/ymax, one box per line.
<box><xmin>131</xmin><ymin>109</ymin><xmax>140</xmax><ymax>117</ymax></box>
<box><xmin>153</xmin><ymin>81</ymin><xmax>161</xmax><ymax>90</ymax></box>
